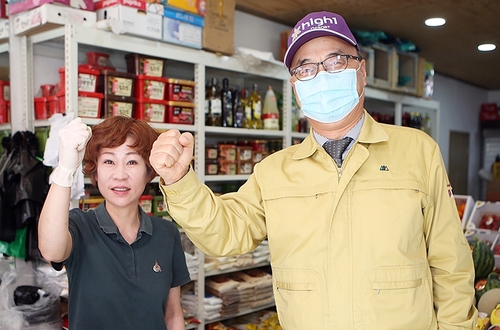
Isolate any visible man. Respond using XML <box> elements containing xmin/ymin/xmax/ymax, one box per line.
<box><xmin>150</xmin><ymin>11</ymin><xmax>478</xmax><ymax>329</ymax></box>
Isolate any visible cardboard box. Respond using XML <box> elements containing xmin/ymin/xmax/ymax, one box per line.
<box><xmin>0</xmin><ymin>19</ymin><xmax>9</xmax><ymax>42</ymax></box>
<box><xmin>9</xmin><ymin>0</ymin><xmax>94</xmax><ymax>15</ymax></box>
<box><xmin>202</xmin><ymin>0</ymin><xmax>234</xmax><ymax>55</ymax></box>
<box><xmin>13</xmin><ymin>3</ymin><xmax>97</xmax><ymax>36</ymax></box>
<box><xmin>163</xmin><ymin>6</ymin><xmax>203</xmax><ymax>49</ymax></box>
<box><xmin>96</xmin><ymin>4</ymin><xmax>163</xmax><ymax>40</ymax></box>
<box><xmin>390</xmin><ymin>50</ymin><xmax>418</xmax><ymax>95</ymax></box>
<box><xmin>465</xmin><ymin>201</ymin><xmax>500</xmax><ymax>251</ymax></box>
<box><xmin>454</xmin><ymin>194</ymin><xmax>475</xmax><ymax>229</ymax></box>
<box><xmin>165</xmin><ymin>0</ymin><xmax>205</xmax><ymax>16</ymax></box>
<box><xmin>94</xmin><ymin>0</ymin><xmax>163</xmax><ymax>14</ymax></box>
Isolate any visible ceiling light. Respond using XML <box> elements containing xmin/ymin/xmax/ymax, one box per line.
<box><xmin>478</xmin><ymin>44</ymin><xmax>496</xmax><ymax>52</ymax></box>
<box><xmin>425</xmin><ymin>18</ymin><xmax>446</xmax><ymax>27</ymax></box>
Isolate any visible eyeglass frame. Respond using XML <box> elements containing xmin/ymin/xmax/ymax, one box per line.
<box><xmin>290</xmin><ymin>53</ymin><xmax>363</xmax><ymax>81</ymax></box>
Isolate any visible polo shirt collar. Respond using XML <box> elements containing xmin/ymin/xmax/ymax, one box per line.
<box><xmin>95</xmin><ymin>202</ymin><xmax>153</xmax><ymax>236</ymax></box>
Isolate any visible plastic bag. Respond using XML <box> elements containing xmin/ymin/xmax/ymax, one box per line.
<box><xmin>0</xmin><ymin>265</ymin><xmax>61</xmax><ymax>330</ymax></box>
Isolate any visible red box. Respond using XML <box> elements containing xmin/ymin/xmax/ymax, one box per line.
<box><xmin>135</xmin><ymin>75</ymin><xmax>167</xmax><ymax>100</ymax></box>
<box><xmin>0</xmin><ymin>100</ymin><xmax>9</xmax><ymax>123</ymax></box>
<box><xmin>166</xmin><ymin>78</ymin><xmax>195</xmax><ymax>102</ymax></box>
<box><xmin>47</xmin><ymin>95</ymin><xmax>60</xmax><ymax>116</ymax></box>
<box><xmin>0</xmin><ymin>80</ymin><xmax>9</xmax><ymax>101</ymax></box>
<box><xmin>57</xmin><ymin>92</ymin><xmax>104</xmax><ymax>118</ymax></box>
<box><xmin>125</xmin><ymin>53</ymin><xmax>166</xmax><ymax>77</ymax></box>
<box><xmin>135</xmin><ymin>98</ymin><xmax>167</xmax><ymax>122</ymax></box>
<box><xmin>58</xmin><ymin>66</ymin><xmax>100</xmax><ymax>93</ymax></box>
<box><xmin>165</xmin><ymin>101</ymin><xmax>194</xmax><ymax>125</ymax></box>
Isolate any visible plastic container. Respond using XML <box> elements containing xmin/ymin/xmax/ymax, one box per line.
<box><xmin>125</xmin><ymin>53</ymin><xmax>166</xmax><ymax>77</ymax></box>
<box><xmin>0</xmin><ymin>80</ymin><xmax>9</xmax><ymax>101</ymax></box>
<box><xmin>139</xmin><ymin>195</ymin><xmax>153</xmax><ymax>215</ymax></box>
<box><xmin>103</xmin><ymin>95</ymin><xmax>135</xmax><ymax>118</ymax></box>
<box><xmin>165</xmin><ymin>101</ymin><xmax>194</xmax><ymax>125</ymax></box>
<box><xmin>58</xmin><ymin>66</ymin><xmax>100</xmax><ymax>93</ymax></box>
<box><xmin>47</xmin><ymin>95</ymin><xmax>60</xmax><ymax>116</ymax></box>
<box><xmin>166</xmin><ymin>78</ymin><xmax>195</xmax><ymax>102</ymax></box>
<box><xmin>34</xmin><ymin>97</ymin><xmax>49</xmax><ymax>119</ymax></box>
<box><xmin>57</xmin><ymin>92</ymin><xmax>104</xmax><ymax>118</ymax></box>
<box><xmin>218</xmin><ymin>143</ymin><xmax>237</xmax><ymax>161</ymax></box>
<box><xmin>86</xmin><ymin>51</ymin><xmax>111</xmax><ymax>68</ymax></box>
<box><xmin>135</xmin><ymin>75</ymin><xmax>167</xmax><ymax>100</ymax></box>
<box><xmin>205</xmin><ymin>159</ymin><xmax>218</xmax><ymax>175</ymax></box>
<box><xmin>0</xmin><ymin>99</ymin><xmax>9</xmax><ymax>123</ymax></box>
<box><xmin>135</xmin><ymin>98</ymin><xmax>167</xmax><ymax>123</ymax></box>
<box><xmin>218</xmin><ymin>160</ymin><xmax>237</xmax><ymax>175</ymax></box>
<box><xmin>152</xmin><ymin>195</ymin><xmax>169</xmax><ymax>216</ymax></box>
<box><xmin>98</xmin><ymin>70</ymin><xmax>135</xmax><ymax>97</ymax></box>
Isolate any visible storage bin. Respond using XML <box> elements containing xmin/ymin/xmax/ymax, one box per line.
<box><xmin>125</xmin><ymin>53</ymin><xmax>166</xmax><ymax>77</ymax></box>
<box><xmin>135</xmin><ymin>75</ymin><xmax>167</xmax><ymax>100</ymax></box>
<box><xmin>98</xmin><ymin>70</ymin><xmax>135</xmax><ymax>97</ymax></box>
<box><xmin>34</xmin><ymin>97</ymin><xmax>49</xmax><ymax>119</ymax></box>
<box><xmin>57</xmin><ymin>92</ymin><xmax>104</xmax><ymax>118</ymax></box>
<box><xmin>58</xmin><ymin>66</ymin><xmax>100</xmax><ymax>93</ymax></box>
<box><xmin>135</xmin><ymin>98</ymin><xmax>167</xmax><ymax>122</ymax></box>
<box><xmin>166</xmin><ymin>78</ymin><xmax>195</xmax><ymax>102</ymax></box>
<box><xmin>165</xmin><ymin>101</ymin><xmax>194</xmax><ymax>125</ymax></box>
<box><xmin>0</xmin><ymin>99</ymin><xmax>9</xmax><ymax>123</ymax></box>
<box><xmin>103</xmin><ymin>95</ymin><xmax>135</xmax><ymax>118</ymax></box>
<box><xmin>86</xmin><ymin>51</ymin><xmax>111</xmax><ymax>68</ymax></box>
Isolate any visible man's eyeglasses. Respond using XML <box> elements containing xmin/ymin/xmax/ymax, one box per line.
<box><xmin>291</xmin><ymin>54</ymin><xmax>363</xmax><ymax>81</ymax></box>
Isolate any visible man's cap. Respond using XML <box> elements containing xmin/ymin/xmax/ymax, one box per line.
<box><xmin>284</xmin><ymin>11</ymin><xmax>359</xmax><ymax>70</ymax></box>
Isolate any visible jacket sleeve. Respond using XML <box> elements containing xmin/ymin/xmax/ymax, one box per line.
<box><xmin>424</xmin><ymin>143</ymin><xmax>478</xmax><ymax>329</ymax></box>
<box><xmin>159</xmin><ymin>168</ymin><xmax>267</xmax><ymax>257</ymax></box>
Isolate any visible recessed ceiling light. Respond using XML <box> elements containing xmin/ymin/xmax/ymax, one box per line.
<box><xmin>425</xmin><ymin>18</ymin><xmax>446</xmax><ymax>27</ymax></box>
<box><xmin>478</xmin><ymin>44</ymin><xmax>496</xmax><ymax>52</ymax></box>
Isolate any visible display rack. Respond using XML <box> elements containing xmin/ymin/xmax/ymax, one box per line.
<box><xmin>8</xmin><ymin>21</ymin><xmax>440</xmax><ymax>328</ymax></box>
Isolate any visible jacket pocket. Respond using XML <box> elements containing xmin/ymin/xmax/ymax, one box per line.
<box><xmin>361</xmin><ymin>263</ymin><xmax>433</xmax><ymax>329</ymax></box>
<box><xmin>273</xmin><ymin>268</ymin><xmax>324</xmax><ymax>330</ymax></box>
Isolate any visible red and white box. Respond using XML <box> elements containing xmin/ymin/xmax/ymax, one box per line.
<box><xmin>13</xmin><ymin>3</ymin><xmax>97</xmax><ymax>36</ymax></box>
<box><xmin>135</xmin><ymin>98</ymin><xmax>167</xmax><ymax>123</ymax></box>
<box><xmin>0</xmin><ymin>19</ymin><xmax>9</xmax><ymax>41</ymax></box>
<box><xmin>95</xmin><ymin>4</ymin><xmax>163</xmax><ymax>40</ymax></box>
<box><xmin>94</xmin><ymin>0</ymin><xmax>163</xmax><ymax>13</ymax></box>
<box><xmin>135</xmin><ymin>75</ymin><xmax>167</xmax><ymax>100</ymax></box>
<box><xmin>9</xmin><ymin>0</ymin><xmax>94</xmax><ymax>15</ymax></box>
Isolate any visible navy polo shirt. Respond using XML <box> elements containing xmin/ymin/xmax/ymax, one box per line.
<box><xmin>56</xmin><ymin>202</ymin><xmax>191</xmax><ymax>330</ymax></box>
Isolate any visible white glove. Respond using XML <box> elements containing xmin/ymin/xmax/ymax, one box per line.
<box><xmin>51</xmin><ymin>117</ymin><xmax>92</xmax><ymax>187</ymax></box>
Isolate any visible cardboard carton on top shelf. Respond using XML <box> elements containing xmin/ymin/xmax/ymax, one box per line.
<box><xmin>202</xmin><ymin>0</ymin><xmax>234</xmax><ymax>55</ymax></box>
<box><xmin>9</xmin><ymin>0</ymin><xmax>94</xmax><ymax>15</ymax></box>
<box><xmin>12</xmin><ymin>3</ymin><xmax>97</xmax><ymax>36</ymax></box>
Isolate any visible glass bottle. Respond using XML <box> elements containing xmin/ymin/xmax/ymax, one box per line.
<box><xmin>232</xmin><ymin>88</ymin><xmax>244</xmax><ymax>128</ymax></box>
<box><xmin>205</xmin><ymin>77</ymin><xmax>221</xmax><ymax>126</ymax></box>
<box><xmin>262</xmin><ymin>85</ymin><xmax>280</xmax><ymax>130</ymax></box>
<box><xmin>221</xmin><ymin>78</ymin><xmax>233</xmax><ymax>127</ymax></box>
<box><xmin>250</xmin><ymin>83</ymin><xmax>263</xmax><ymax>129</ymax></box>
<box><xmin>241</xmin><ymin>89</ymin><xmax>253</xmax><ymax>129</ymax></box>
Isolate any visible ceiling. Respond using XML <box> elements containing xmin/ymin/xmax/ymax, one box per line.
<box><xmin>235</xmin><ymin>0</ymin><xmax>500</xmax><ymax>91</ymax></box>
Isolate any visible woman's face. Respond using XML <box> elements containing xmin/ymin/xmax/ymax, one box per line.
<box><xmin>96</xmin><ymin>136</ymin><xmax>150</xmax><ymax>210</ymax></box>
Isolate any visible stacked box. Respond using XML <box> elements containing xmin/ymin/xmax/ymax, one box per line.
<box><xmin>9</xmin><ymin>0</ymin><xmax>93</xmax><ymax>15</ymax></box>
<box><xmin>163</xmin><ymin>6</ymin><xmax>204</xmax><ymax>49</ymax></box>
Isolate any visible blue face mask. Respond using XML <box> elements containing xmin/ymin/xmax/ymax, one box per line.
<box><xmin>294</xmin><ymin>69</ymin><xmax>362</xmax><ymax>123</ymax></box>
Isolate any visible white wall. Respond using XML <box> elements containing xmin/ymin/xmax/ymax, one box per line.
<box><xmin>234</xmin><ymin>9</ymin><xmax>500</xmax><ymax>199</ymax></box>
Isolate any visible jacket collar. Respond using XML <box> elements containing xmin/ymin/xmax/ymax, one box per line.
<box><xmin>292</xmin><ymin>110</ymin><xmax>389</xmax><ymax>160</ymax></box>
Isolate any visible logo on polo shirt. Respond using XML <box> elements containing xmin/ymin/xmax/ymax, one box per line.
<box><xmin>153</xmin><ymin>260</ymin><xmax>162</xmax><ymax>273</ymax></box>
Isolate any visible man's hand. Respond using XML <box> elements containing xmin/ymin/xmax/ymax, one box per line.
<box><xmin>150</xmin><ymin>130</ymin><xmax>194</xmax><ymax>185</ymax></box>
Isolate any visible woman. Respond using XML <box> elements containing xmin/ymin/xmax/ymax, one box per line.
<box><xmin>39</xmin><ymin>116</ymin><xmax>190</xmax><ymax>330</ymax></box>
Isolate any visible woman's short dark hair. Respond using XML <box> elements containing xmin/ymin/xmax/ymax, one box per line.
<box><xmin>83</xmin><ymin>115</ymin><xmax>160</xmax><ymax>187</ymax></box>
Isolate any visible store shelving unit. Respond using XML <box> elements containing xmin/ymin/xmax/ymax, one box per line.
<box><xmin>9</xmin><ymin>22</ymin><xmax>440</xmax><ymax>328</ymax></box>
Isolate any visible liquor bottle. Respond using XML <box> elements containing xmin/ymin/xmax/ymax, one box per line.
<box><xmin>250</xmin><ymin>84</ymin><xmax>263</xmax><ymax>129</ymax></box>
<box><xmin>241</xmin><ymin>89</ymin><xmax>253</xmax><ymax>129</ymax></box>
<box><xmin>221</xmin><ymin>78</ymin><xmax>233</xmax><ymax>127</ymax></box>
<box><xmin>232</xmin><ymin>88</ymin><xmax>244</xmax><ymax>128</ymax></box>
<box><xmin>262</xmin><ymin>85</ymin><xmax>280</xmax><ymax>130</ymax></box>
<box><xmin>205</xmin><ymin>77</ymin><xmax>221</xmax><ymax>126</ymax></box>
